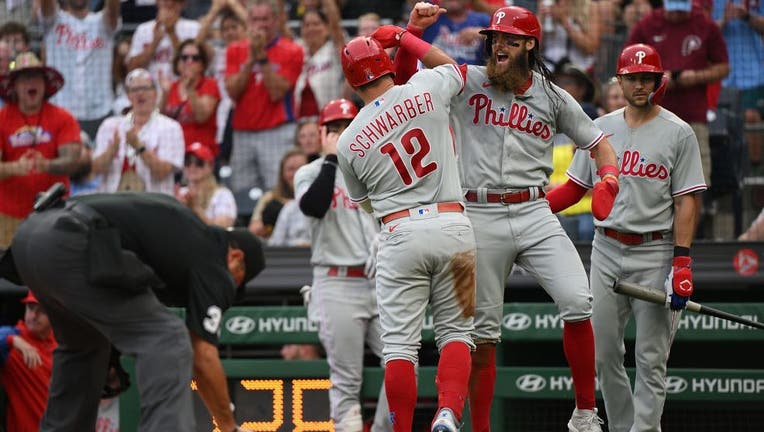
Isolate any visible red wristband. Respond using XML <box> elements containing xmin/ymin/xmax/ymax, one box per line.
<box><xmin>597</xmin><ymin>164</ymin><xmax>619</xmax><ymax>179</ymax></box>
<box><xmin>406</xmin><ymin>25</ymin><xmax>424</xmax><ymax>38</ymax></box>
<box><xmin>400</xmin><ymin>32</ymin><xmax>431</xmax><ymax>60</ymax></box>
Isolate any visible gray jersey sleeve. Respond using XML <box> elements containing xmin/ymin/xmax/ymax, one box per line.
<box><xmin>553</xmin><ymin>84</ymin><xmax>605</xmax><ymax>151</ymax></box>
<box><xmin>294</xmin><ymin>160</ymin><xmax>321</xmax><ymax>199</ymax></box>
<box><xmin>337</xmin><ymin>150</ymin><xmax>369</xmax><ymax>204</ymax></box>
<box><xmin>566</xmin><ymin>144</ymin><xmax>595</xmax><ymax>188</ymax></box>
<box><xmin>670</xmin><ymin>123</ymin><xmax>707</xmax><ymax>196</ymax></box>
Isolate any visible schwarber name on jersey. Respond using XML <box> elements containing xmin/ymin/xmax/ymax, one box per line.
<box><xmin>337</xmin><ymin>64</ymin><xmax>467</xmax><ymax>219</ymax></box>
<box><xmin>450</xmin><ymin>67</ymin><xmax>604</xmax><ymax>189</ymax></box>
<box><xmin>566</xmin><ymin>107</ymin><xmax>707</xmax><ymax>233</ymax></box>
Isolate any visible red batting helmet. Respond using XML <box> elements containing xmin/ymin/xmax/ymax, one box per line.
<box><xmin>617</xmin><ymin>43</ymin><xmax>663</xmax><ymax>75</ymax></box>
<box><xmin>319</xmin><ymin>99</ymin><xmax>358</xmax><ymax>126</ymax></box>
<box><xmin>341</xmin><ymin>37</ymin><xmax>394</xmax><ymax>88</ymax></box>
<box><xmin>479</xmin><ymin>6</ymin><xmax>542</xmax><ymax>43</ymax></box>
<box><xmin>616</xmin><ymin>43</ymin><xmax>666</xmax><ymax>105</ymax></box>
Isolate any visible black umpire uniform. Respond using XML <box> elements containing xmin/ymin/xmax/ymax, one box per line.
<box><xmin>0</xmin><ymin>191</ymin><xmax>264</xmax><ymax>431</ymax></box>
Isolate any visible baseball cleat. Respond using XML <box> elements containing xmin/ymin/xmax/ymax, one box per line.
<box><xmin>431</xmin><ymin>407</ymin><xmax>460</xmax><ymax>432</ymax></box>
<box><xmin>567</xmin><ymin>407</ymin><xmax>604</xmax><ymax>432</ymax></box>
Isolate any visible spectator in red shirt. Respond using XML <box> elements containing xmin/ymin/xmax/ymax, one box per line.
<box><xmin>225</xmin><ymin>0</ymin><xmax>304</xmax><ymax>194</ymax></box>
<box><xmin>0</xmin><ymin>290</ymin><xmax>57</xmax><ymax>432</ymax></box>
<box><xmin>0</xmin><ymin>52</ymin><xmax>81</xmax><ymax>248</ymax></box>
<box><xmin>161</xmin><ymin>38</ymin><xmax>221</xmax><ymax>157</ymax></box>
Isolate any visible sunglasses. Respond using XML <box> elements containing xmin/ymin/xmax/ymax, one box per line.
<box><xmin>127</xmin><ymin>85</ymin><xmax>155</xmax><ymax>94</ymax></box>
<box><xmin>184</xmin><ymin>156</ymin><xmax>206</xmax><ymax>167</ymax></box>
<box><xmin>180</xmin><ymin>54</ymin><xmax>202</xmax><ymax>62</ymax></box>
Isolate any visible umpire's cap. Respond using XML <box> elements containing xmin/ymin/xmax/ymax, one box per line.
<box><xmin>223</xmin><ymin>228</ymin><xmax>266</xmax><ymax>288</ymax></box>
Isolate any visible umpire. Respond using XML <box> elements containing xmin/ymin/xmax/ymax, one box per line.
<box><xmin>0</xmin><ymin>187</ymin><xmax>265</xmax><ymax>431</ymax></box>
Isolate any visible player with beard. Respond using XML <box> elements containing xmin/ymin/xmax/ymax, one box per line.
<box><xmin>373</xmin><ymin>3</ymin><xmax>619</xmax><ymax>431</ymax></box>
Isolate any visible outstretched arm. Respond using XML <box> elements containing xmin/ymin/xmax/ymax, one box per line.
<box><xmin>546</xmin><ymin>179</ymin><xmax>588</xmax><ymax>213</ymax></box>
<box><xmin>190</xmin><ymin>332</ymin><xmax>241</xmax><ymax>431</ymax></box>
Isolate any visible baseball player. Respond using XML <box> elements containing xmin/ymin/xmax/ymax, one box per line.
<box><xmin>336</xmin><ymin>35</ymin><xmax>477</xmax><ymax>432</ymax></box>
<box><xmin>294</xmin><ymin>98</ymin><xmax>392</xmax><ymax>432</ymax></box>
<box><xmin>547</xmin><ymin>44</ymin><xmax>707</xmax><ymax>432</ymax></box>
<box><xmin>380</xmin><ymin>4</ymin><xmax>620</xmax><ymax>431</ymax></box>
<box><xmin>0</xmin><ymin>189</ymin><xmax>265</xmax><ymax>432</ymax></box>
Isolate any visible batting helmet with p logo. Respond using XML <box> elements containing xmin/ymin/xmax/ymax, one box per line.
<box><xmin>616</xmin><ymin>43</ymin><xmax>667</xmax><ymax>106</ymax></box>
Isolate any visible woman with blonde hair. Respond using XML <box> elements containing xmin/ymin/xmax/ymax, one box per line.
<box><xmin>176</xmin><ymin>142</ymin><xmax>237</xmax><ymax>227</ymax></box>
<box><xmin>248</xmin><ymin>148</ymin><xmax>308</xmax><ymax>239</ymax></box>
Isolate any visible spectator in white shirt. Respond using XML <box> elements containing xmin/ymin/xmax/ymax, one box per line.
<box><xmin>126</xmin><ymin>0</ymin><xmax>200</xmax><ymax>83</ymax></box>
<box><xmin>91</xmin><ymin>68</ymin><xmax>184</xmax><ymax>195</ymax></box>
<box><xmin>40</xmin><ymin>0</ymin><xmax>120</xmax><ymax>139</ymax></box>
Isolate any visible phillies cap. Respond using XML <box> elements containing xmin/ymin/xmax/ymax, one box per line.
<box><xmin>21</xmin><ymin>290</ymin><xmax>38</xmax><ymax>304</ymax></box>
<box><xmin>664</xmin><ymin>0</ymin><xmax>692</xmax><ymax>11</ymax></box>
<box><xmin>186</xmin><ymin>142</ymin><xmax>215</xmax><ymax>163</ymax></box>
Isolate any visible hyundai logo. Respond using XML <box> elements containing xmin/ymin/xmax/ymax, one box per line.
<box><xmin>226</xmin><ymin>316</ymin><xmax>256</xmax><ymax>335</ymax></box>
<box><xmin>665</xmin><ymin>376</ymin><xmax>688</xmax><ymax>394</ymax></box>
<box><xmin>516</xmin><ymin>374</ymin><xmax>546</xmax><ymax>392</ymax></box>
<box><xmin>503</xmin><ymin>313</ymin><xmax>532</xmax><ymax>331</ymax></box>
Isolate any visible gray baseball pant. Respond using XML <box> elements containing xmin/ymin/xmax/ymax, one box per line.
<box><xmin>590</xmin><ymin>232</ymin><xmax>675</xmax><ymax>432</ymax></box>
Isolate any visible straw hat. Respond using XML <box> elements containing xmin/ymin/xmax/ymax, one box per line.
<box><xmin>0</xmin><ymin>52</ymin><xmax>64</xmax><ymax>102</ymax></box>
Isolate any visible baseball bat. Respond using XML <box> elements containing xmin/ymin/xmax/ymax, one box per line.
<box><xmin>614</xmin><ymin>281</ymin><xmax>764</xmax><ymax>330</ymax></box>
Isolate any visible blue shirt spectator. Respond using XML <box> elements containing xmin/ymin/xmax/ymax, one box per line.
<box><xmin>422</xmin><ymin>0</ymin><xmax>491</xmax><ymax>65</ymax></box>
<box><xmin>712</xmin><ymin>0</ymin><xmax>764</xmax><ymax>90</ymax></box>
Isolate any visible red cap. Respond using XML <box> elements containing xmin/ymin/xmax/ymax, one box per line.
<box><xmin>185</xmin><ymin>142</ymin><xmax>214</xmax><ymax>163</ymax></box>
<box><xmin>21</xmin><ymin>290</ymin><xmax>38</xmax><ymax>304</ymax></box>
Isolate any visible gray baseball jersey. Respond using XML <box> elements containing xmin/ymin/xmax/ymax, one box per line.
<box><xmin>294</xmin><ymin>157</ymin><xmax>377</xmax><ymax>267</ymax></box>
<box><xmin>337</xmin><ymin>64</ymin><xmax>467</xmax><ymax>218</ymax></box>
<box><xmin>566</xmin><ymin>106</ymin><xmax>707</xmax><ymax>432</ymax></box>
<box><xmin>447</xmin><ymin>68</ymin><xmax>602</xmax><ymax>344</ymax></box>
<box><xmin>337</xmin><ymin>64</ymin><xmax>476</xmax><ymax>366</ymax></box>
<box><xmin>450</xmin><ymin>67</ymin><xmax>604</xmax><ymax>189</ymax></box>
<box><xmin>567</xmin><ymin>107</ymin><xmax>708</xmax><ymax>232</ymax></box>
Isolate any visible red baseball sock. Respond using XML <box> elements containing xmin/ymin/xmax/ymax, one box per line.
<box><xmin>468</xmin><ymin>344</ymin><xmax>496</xmax><ymax>432</ymax></box>
<box><xmin>435</xmin><ymin>342</ymin><xmax>471</xmax><ymax>421</ymax></box>
<box><xmin>384</xmin><ymin>359</ymin><xmax>417</xmax><ymax>432</ymax></box>
<box><xmin>563</xmin><ymin>319</ymin><xmax>596</xmax><ymax>410</ymax></box>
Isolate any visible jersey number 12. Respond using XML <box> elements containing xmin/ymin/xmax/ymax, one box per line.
<box><xmin>379</xmin><ymin>128</ymin><xmax>437</xmax><ymax>185</ymax></box>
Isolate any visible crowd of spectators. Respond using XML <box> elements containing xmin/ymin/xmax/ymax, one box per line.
<box><xmin>2</xmin><ymin>0</ymin><xmax>760</xmax><ymax>247</ymax></box>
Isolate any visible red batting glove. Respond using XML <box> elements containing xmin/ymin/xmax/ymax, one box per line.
<box><xmin>591</xmin><ymin>175</ymin><xmax>619</xmax><ymax>221</ymax></box>
<box><xmin>670</xmin><ymin>256</ymin><xmax>693</xmax><ymax>310</ymax></box>
<box><xmin>372</xmin><ymin>25</ymin><xmax>407</xmax><ymax>49</ymax></box>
